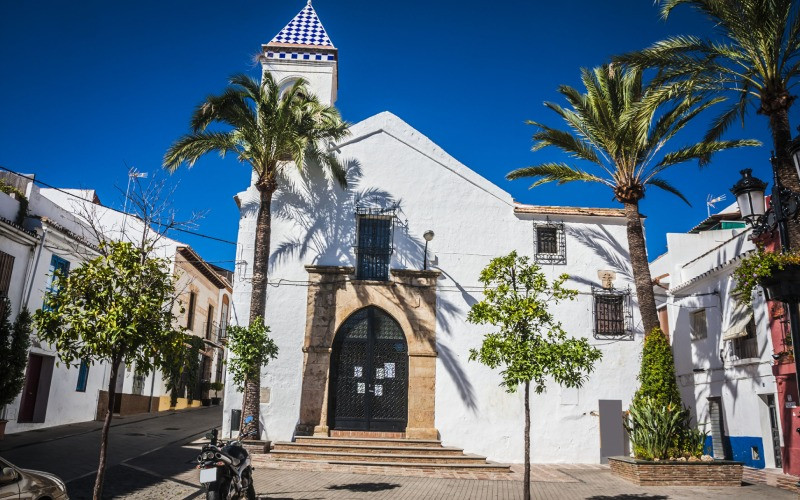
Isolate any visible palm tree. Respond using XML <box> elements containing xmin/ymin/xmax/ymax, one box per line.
<box><xmin>164</xmin><ymin>72</ymin><xmax>349</xmax><ymax>432</ymax></box>
<box><xmin>507</xmin><ymin>65</ymin><xmax>759</xmax><ymax>334</ymax></box>
<box><xmin>617</xmin><ymin>0</ymin><xmax>800</xmax><ymax>242</ymax></box>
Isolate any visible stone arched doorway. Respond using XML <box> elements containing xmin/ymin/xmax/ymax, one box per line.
<box><xmin>328</xmin><ymin>307</ymin><xmax>408</xmax><ymax>432</ymax></box>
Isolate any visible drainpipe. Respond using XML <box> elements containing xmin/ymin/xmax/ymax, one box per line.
<box><xmin>22</xmin><ymin>227</ymin><xmax>48</xmax><ymax>310</ymax></box>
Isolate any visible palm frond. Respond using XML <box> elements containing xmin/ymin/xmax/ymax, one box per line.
<box><xmin>654</xmin><ymin>139</ymin><xmax>761</xmax><ymax>171</ymax></box>
<box><xmin>163</xmin><ymin>132</ymin><xmax>241</xmax><ymax>171</ymax></box>
<box><xmin>647</xmin><ymin>176</ymin><xmax>692</xmax><ymax>206</ymax></box>
<box><xmin>507</xmin><ymin>163</ymin><xmax>611</xmax><ymax>189</ymax></box>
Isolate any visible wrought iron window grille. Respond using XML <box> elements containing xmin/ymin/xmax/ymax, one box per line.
<box><xmin>533</xmin><ymin>220</ymin><xmax>566</xmax><ymax>265</ymax></box>
<box><xmin>592</xmin><ymin>287</ymin><xmax>633</xmax><ymax>340</ymax></box>
<box><xmin>354</xmin><ymin>207</ymin><xmax>396</xmax><ymax>281</ymax></box>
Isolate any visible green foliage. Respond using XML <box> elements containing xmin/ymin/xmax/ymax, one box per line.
<box><xmin>506</xmin><ymin>65</ymin><xmax>759</xmax><ymax>205</ymax></box>
<box><xmin>210</xmin><ymin>381</ymin><xmax>224</xmax><ymax>394</ymax></box>
<box><xmin>34</xmin><ymin>241</ymin><xmax>189</xmax><ymax>379</ymax></box>
<box><xmin>732</xmin><ymin>248</ymin><xmax>800</xmax><ymax>305</ymax></box>
<box><xmin>164</xmin><ymin>335</ymin><xmax>204</xmax><ymax>405</ymax></box>
<box><xmin>467</xmin><ymin>251</ymin><xmax>602</xmax><ymax>393</ymax></box>
<box><xmin>226</xmin><ymin>317</ymin><xmax>278</xmax><ymax>391</ymax></box>
<box><xmin>617</xmin><ymin>0</ymin><xmax>800</xmax><ymax>144</ymax></box>
<box><xmin>163</xmin><ymin>72</ymin><xmax>351</xmax><ymax>189</ymax></box>
<box><xmin>0</xmin><ymin>178</ymin><xmax>29</xmax><ymax>225</ymax></box>
<box><xmin>0</xmin><ymin>299</ymin><xmax>32</xmax><ymax>409</ymax></box>
<box><xmin>633</xmin><ymin>328</ymin><xmax>683</xmax><ymax>409</ymax></box>
<box><xmin>625</xmin><ymin>398</ymin><xmax>707</xmax><ymax>460</ymax></box>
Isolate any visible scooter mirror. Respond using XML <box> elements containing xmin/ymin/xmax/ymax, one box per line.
<box><xmin>205</xmin><ymin>432</ymin><xmax>215</xmax><ymax>440</ymax></box>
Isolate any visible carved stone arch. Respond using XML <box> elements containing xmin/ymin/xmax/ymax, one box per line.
<box><xmin>296</xmin><ymin>267</ymin><xmax>439</xmax><ymax>439</ymax></box>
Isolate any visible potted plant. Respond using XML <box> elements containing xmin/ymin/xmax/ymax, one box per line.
<box><xmin>200</xmin><ymin>381</ymin><xmax>212</xmax><ymax>407</ymax></box>
<box><xmin>733</xmin><ymin>248</ymin><xmax>800</xmax><ymax>304</ymax></box>
<box><xmin>210</xmin><ymin>382</ymin><xmax>223</xmax><ymax>405</ymax></box>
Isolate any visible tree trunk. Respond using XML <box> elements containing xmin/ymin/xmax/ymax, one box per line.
<box><xmin>242</xmin><ymin>183</ymin><xmax>275</xmax><ymax>436</ymax></box>
<box><xmin>93</xmin><ymin>356</ymin><xmax>121</xmax><ymax>500</ymax></box>
<box><xmin>765</xmin><ymin>101</ymin><xmax>800</xmax><ymax>250</ymax></box>
<box><xmin>523</xmin><ymin>381</ymin><xmax>531</xmax><ymax>500</ymax></box>
<box><xmin>623</xmin><ymin>201</ymin><xmax>659</xmax><ymax>335</ymax></box>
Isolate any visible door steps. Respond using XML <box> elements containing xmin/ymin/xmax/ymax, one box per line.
<box><xmin>264</xmin><ymin>436</ymin><xmax>511</xmax><ymax>473</ymax></box>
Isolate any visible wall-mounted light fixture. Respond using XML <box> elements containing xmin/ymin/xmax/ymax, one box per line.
<box><xmin>423</xmin><ymin>230</ymin><xmax>435</xmax><ymax>270</ymax></box>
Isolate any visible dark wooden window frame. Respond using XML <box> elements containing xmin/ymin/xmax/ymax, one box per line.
<box><xmin>354</xmin><ymin>207</ymin><xmax>395</xmax><ymax>281</ymax></box>
<box><xmin>592</xmin><ymin>287</ymin><xmax>633</xmax><ymax>340</ymax></box>
<box><xmin>533</xmin><ymin>220</ymin><xmax>566</xmax><ymax>265</ymax></box>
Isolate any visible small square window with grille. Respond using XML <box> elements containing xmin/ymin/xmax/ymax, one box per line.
<box><xmin>355</xmin><ymin>209</ymin><xmax>394</xmax><ymax>281</ymax></box>
<box><xmin>533</xmin><ymin>221</ymin><xmax>566</xmax><ymax>265</ymax></box>
<box><xmin>593</xmin><ymin>288</ymin><xmax>633</xmax><ymax>340</ymax></box>
<box><xmin>690</xmin><ymin>309</ymin><xmax>707</xmax><ymax>340</ymax></box>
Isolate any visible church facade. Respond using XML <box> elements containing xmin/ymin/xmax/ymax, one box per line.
<box><xmin>223</xmin><ymin>2</ymin><xmax>644</xmax><ymax>464</ymax></box>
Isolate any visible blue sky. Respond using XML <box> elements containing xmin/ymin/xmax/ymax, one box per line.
<box><xmin>1</xmin><ymin>1</ymin><xmax>796</xmax><ymax>269</ymax></box>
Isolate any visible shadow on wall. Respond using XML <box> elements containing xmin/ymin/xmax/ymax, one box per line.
<box><xmin>565</xmin><ymin>224</ymin><xmax>634</xmax><ymax>289</ymax></box>
<box><xmin>268</xmin><ymin>159</ymin><xmax>478</xmax><ymax>412</ymax></box>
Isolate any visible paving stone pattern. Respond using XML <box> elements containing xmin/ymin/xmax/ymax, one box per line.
<box><xmin>251</xmin><ymin>466</ymin><xmax>796</xmax><ymax>500</ymax></box>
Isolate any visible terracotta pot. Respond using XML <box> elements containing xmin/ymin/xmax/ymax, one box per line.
<box><xmin>760</xmin><ymin>264</ymin><xmax>800</xmax><ymax>303</ymax></box>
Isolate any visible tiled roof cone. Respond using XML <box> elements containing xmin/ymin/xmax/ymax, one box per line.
<box><xmin>268</xmin><ymin>1</ymin><xmax>334</xmax><ymax>48</ymax></box>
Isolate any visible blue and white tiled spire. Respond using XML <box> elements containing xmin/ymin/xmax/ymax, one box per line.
<box><xmin>269</xmin><ymin>1</ymin><xmax>335</xmax><ymax>48</ymax></box>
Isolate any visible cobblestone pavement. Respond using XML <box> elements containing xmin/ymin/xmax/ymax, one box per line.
<box><xmin>251</xmin><ymin>466</ymin><xmax>796</xmax><ymax>500</ymax></box>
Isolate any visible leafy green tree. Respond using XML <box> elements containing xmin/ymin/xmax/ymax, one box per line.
<box><xmin>0</xmin><ymin>298</ymin><xmax>32</xmax><ymax>415</ymax></box>
<box><xmin>164</xmin><ymin>335</ymin><xmax>204</xmax><ymax>406</ymax></box>
<box><xmin>467</xmin><ymin>252</ymin><xmax>602</xmax><ymax>500</ymax></box>
<box><xmin>617</xmin><ymin>1</ymin><xmax>800</xmax><ymax>246</ymax></box>
<box><xmin>633</xmin><ymin>327</ymin><xmax>682</xmax><ymax>409</ymax></box>
<box><xmin>226</xmin><ymin>317</ymin><xmax>278</xmax><ymax>432</ymax></box>
<box><xmin>35</xmin><ymin>241</ymin><xmax>189</xmax><ymax>500</ymax></box>
<box><xmin>507</xmin><ymin>65</ymin><xmax>759</xmax><ymax>334</ymax></box>
<box><xmin>164</xmin><ymin>72</ymin><xmax>349</xmax><ymax>431</ymax></box>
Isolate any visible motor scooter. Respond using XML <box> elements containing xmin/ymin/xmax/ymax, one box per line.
<box><xmin>197</xmin><ymin>415</ymin><xmax>257</xmax><ymax>500</ymax></box>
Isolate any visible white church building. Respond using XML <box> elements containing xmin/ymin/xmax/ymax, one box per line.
<box><xmin>223</xmin><ymin>2</ymin><xmax>644</xmax><ymax>465</ymax></box>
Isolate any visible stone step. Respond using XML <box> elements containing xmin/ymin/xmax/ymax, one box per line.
<box><xmin>273</xmin><ymin>441</ymin><xmax>465</xmax><ymax>456</ymax></box>
<box><xmin>270</xmin><ymin>449</ymin><xmax>489</xmax><ymax>465</ymax></box>
<box><xmin>271</xmin><ymin>457</ymin><xmax>512</xmax><ymax>473</ymax></box>
<box><xmin>294</xmin><ymin>436</ymin><xmax>443</xmax><ymax>448</ymax></box>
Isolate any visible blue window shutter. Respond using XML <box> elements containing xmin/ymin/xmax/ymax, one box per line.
<box><xmin>76</xmin><ymin>360</ymin><xmax>89</xmax><ymax>392</ymax></box>
<box><xmin>44</xmin><ymin>254</ymin><xmax>71</xmax><ymax>309</ymax></box>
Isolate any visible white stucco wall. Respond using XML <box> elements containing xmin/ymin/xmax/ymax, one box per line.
<box><xmin>225</xmin><ymin>111</ymin><xmax>644</xmax><ymax>464</ymax></box>
<box><xmin>657</xmin><ymin>228</ymin><xmax>780</xmax><ymax>468</ymax></box>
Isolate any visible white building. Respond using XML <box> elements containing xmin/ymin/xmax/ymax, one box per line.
<box><xmin>650</xmin><ymin>203</ymin><xmax>782</xmax><ymax>469</ymax></box>
<box><xmin>0</xmin><ymin>172</ymin><xmax>232</xmax><ymax>433</ymax></box>
<box><xmin>223</xmin><ymin>3</ymin><xmax>645</xmax><ymax>465</ymax></box>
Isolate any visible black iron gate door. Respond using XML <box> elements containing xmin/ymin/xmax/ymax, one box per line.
<box><xmin>330</xmin><ymin>307</ymin><xmax>408</xmax><ymax>431</ymax></box>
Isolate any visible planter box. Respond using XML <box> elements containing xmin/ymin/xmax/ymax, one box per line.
<box><xmin>761</xmin><ymin>265</ymin><xmax>800</xmax><ymax>303</ymax></box>
<box><xmin>608</xmin><ymin>456</ymin><xmax>743</xmax><ymax>487</ymax></box>
<box><xmin>211</xmin><ymin>397</ymin><xmax>221</xmax><ymax>405</ymax></box>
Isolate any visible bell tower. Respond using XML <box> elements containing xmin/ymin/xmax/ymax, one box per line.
<box><xmin>261</xmin><ymin>0</ymin><xmax>338</xmax><ymax>105</ymax></box>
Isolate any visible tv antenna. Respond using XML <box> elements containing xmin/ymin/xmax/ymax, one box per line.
<box><xmin>706</xmin><ymin>193</ymin><xmax>726</xmax><ymax>217</ymax></box>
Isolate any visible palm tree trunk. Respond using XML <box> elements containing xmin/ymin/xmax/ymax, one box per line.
<box><xmin>241</xmin><ymin>183</ymin><xmax>275</xmax><ymax>435</ymax></box>
<box><xmin>93</xmin><ymin>355</ymin><xmax>121</xmax><ymax>500</ymax></box>
<box><xmin>523</xmin><ymin>380</ymin><xmax>531</xmax><ymax>500</ymax></box>
<box><xmin>623</xmin><ymin>201</ymin><xmax>659</xmax><ymax>335</ymax></box>
<box><xmin>765</xmin><ymin>100</ymin><xmax>800</xmax><ymax>250</ymax></box>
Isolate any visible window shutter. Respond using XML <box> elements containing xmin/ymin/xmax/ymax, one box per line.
<box><xmin>0</xmin><ymin>251</ymin><xmax>14</xmax><ymax>297</ymax></box>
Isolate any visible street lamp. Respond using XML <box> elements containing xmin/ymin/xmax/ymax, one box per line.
<box><xmin>423</xmin><ymin>230</ymin><xmax>434</xmax><ymax>270</ymax></box>
<box><xmin>730</xmin><ymin>169</ymin><xmax>767</xmax><ymax>222</ymax></box>
<box><xmin>732</xmin><ymin>154</ymin><xmax>800</xmax><ymax>459</ymax></box>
